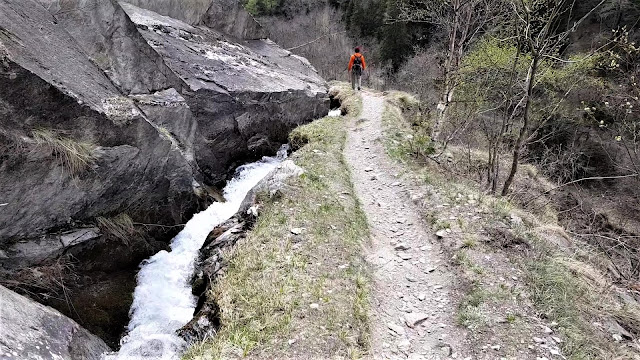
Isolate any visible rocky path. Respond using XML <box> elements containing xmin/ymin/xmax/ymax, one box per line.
<box><xmin>345</xmin><ymin>92</ymin><xmax>467</xmax><ymax>360</ymax></box>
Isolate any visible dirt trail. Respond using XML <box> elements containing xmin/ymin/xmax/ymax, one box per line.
<box><xmin>345</xmin><ymin>92</ymin><xmax>468</xmax><ymax>360</ymax></box>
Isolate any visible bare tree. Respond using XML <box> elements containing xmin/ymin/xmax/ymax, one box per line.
<box><xmin>500</xmin><ymin>0</ymin><xmax>608</xmax><ymax>195</ymax></box>
<box><xmin>390</xmin><ymin>0</ymin><xmax>499</xmax><ymax>141</ymax></box>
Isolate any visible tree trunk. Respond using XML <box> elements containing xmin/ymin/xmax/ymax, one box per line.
<box><xmin>432</xmin><ymin>1</ymin><xmax>460</xmax><ymax>141</ymax></box>
<box><xmin>501</xmin><ymin>55</ymin><xmax>539</xmax><ymax>196</ymax></box>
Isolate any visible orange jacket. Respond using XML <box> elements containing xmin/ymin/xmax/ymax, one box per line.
<box><xmin>348</xmin><ymin>53</ymin><xmax>366</xmax><ymax>71</ymax></box>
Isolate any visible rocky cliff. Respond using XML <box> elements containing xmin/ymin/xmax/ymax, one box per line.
<box><xmin>0</xmin><ymin>0</ymin><xmax>327</xmax><ymax>348</ymax></box>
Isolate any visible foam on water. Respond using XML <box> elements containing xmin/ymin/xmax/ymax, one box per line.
<box><xmin>103</xmin><ymin>146</ymin><xmax>287</xmax><ymax>360</ymax></box>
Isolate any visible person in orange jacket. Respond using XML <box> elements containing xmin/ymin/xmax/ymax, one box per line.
<box><xmin>348</xmin><ymin>47</ymin><xmax>366</xmax><ymax>91</ymax></box>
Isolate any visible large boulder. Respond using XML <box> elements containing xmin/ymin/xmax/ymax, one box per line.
<box><xmin>0</xmin><ymin>285</ymin><xmax>111</xmax><ymax>359</ymax></box>
<box><xmin>120</xmin><ymin>2</ymin><xmax>328</xmax><ymax>183</ymax></box>
<box><xmin>36</xmin><ymin>0</ymin><xmax>187</xmax><ymax>95</ymax></box>
<box><xmin>0</xmin><ymin>0</ymin><xmax>327</xmax><ymax>346</ymax></box>
<box><xmin>0</xmin><ymin>0</ymin><xmax>199</xmax><ymax>244</ymax></box>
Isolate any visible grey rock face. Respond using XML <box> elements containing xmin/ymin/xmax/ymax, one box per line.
<box><xmin>0</xmin><ymin>0</ymin><xmax>326</xmax><ymax>345</ymax></box>
<box><xmin>121</xmin><ymin>2</ymin><xmax>328</xmax><ymax>184</ymax></box>
<box><xmin>120</xmin><ymin>0</ymin><xmax>214</xmax><ymax>25</ymax></box>
<box><xmin>36</xmin><ymin>0</ymin><xmax>187</xmax><ymax>95</ymax></box>
<box><xmin>201</xmin><ymin>0</ymin><xmax>268</xmax><ymax>40</ymax></box>
<box><xmin>0</xmin><ymin>0</ymin><xmax>199</xmax><ymax>243</ymax></box>
<box><xmin>0</xmin><ymin>285</ymin><xmax>111</xmax><ymax>359</ymax></box>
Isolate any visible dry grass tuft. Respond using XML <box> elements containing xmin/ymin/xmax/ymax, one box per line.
<box><xmin>32</xmin><ymin>128</ymin><xmax>96</xmax><ymax>175</ymax></box>
<box><xmin>1</xmin><ymin>257</ymin><xmax>79</xmax><ymax>308</ymax></box>
<box><xmin>96</xmin><ymin>213</ymin><xmax>137</xmax><ymax>244</ymax></box>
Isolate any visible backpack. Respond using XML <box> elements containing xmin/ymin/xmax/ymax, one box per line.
<box><xmin>352</xmin><ymin>54</ymin><xmax>363</xmax><ymax>75</ymax></box>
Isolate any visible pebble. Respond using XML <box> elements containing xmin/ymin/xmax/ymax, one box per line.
<box><xmin>398</xmin><ymin>253</ymin><xmax>413</xmax><ymax>260</ymax></box>
<box><xmin>435</xmin><ymin>230</ymin><xmax>447</xmax><ymax>238</ymax></box>
<box><xmin>387</xmin><ymin>322</ymin><xmax>406</xmax><ymax>336</ymax></box>
<box><xmin>405</xmin><ymin>312</ymin><xmax>429</xmax><ymax>328</ymax></box>
<box><xmin>417</xmin><ymin>293</ymin><xmax>426</xmax><ymax>301</ymax></box>
<box><xmin>290</xmin><ymin>228</ymin><xmax>303</xmax><ymax>235</ymax></box>
<box><xmin>395</xmin><ymin>243</ymin><xmax>411</xmax><ymax>251</ymax></box>
<box><xmin>396</xmin><ymin>338</ymin><xmax>411</xmax><ymax>351</ymax></box>
<box><xmin>440</xmin><ymin>346</ymin><xmax>452</xmax><ymax>356</ymax></box>
<box><xmin>309</xmin><ymin>303</ymin><xmax>319</xmax><ymax>309</ymax></box>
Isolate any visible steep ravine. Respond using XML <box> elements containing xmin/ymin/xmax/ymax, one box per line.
<box><xmin>0</xmin><ymin>0</ymin><xmax>328</xmax><ymax>355</ymax></box>
<box><xmin>106</xmin><ymin>147</ymin><xmax>289</xmax><ymax>359</ymax></box>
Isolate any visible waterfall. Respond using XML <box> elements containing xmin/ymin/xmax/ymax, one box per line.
<box><xmin>103</xmin><ymin>147</ymin><xmax>287</xmax><ymax>359</ymax></box>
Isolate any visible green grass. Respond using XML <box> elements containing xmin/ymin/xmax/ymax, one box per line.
<box><xmin>32</xmin><ymin>128</ymin><xmax>96</xmax><ymax>175</ymax></box>
<box><xmin>378</xmin><ymin>88</ymin><xmax>640</xmax><ymax>359</ymax></box>
<box><xmin>456</xmin><ymin>282</ymin><xmax>488</xmax><ymax>328</ymax></box>
<box><xmin>526</xmin><ymin>258</ymin><xmax>604</xmax><ymax>359</ymax></box>
<box><xmin>184</xmin><ymin>84</ymin><xmax>369</xmax><ymax>359</ymax></box>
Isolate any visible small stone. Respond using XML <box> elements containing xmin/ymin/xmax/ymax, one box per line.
<box><xmin>491</xmin><ymin>345</ymin><xmax>501</xmax><ymax>351</ymax></box>
<box><xmin>288</xmin><ymin>339</ymin><xmax>296</xmax><ymax>345</ymax></box>
<box><xmin>425</xmin><ymin>266</ymin><xmax>438</xmax><ymax>273</ymax></box>
<box><xmin>551</xmin><ymin>336</ymin><xmax>562</xmax><ymax>343</ymax></box>
<box><xmin>395</xmin><ymin>243</ymin><xmax>411</xmax><ymax>251</ymax></box>
<box><xmin>290</xmin><ymin>228</ymin><xmax>303</xmax><ymax>235</ymax></box>
<box><xmin>404</xmin><ymin>312</ymin><xmax>429</xmax><ymax>328</ymax></box>
<box><xmin>364</xmin><ymin>167</ymin><xmax>374</xmax><ymax>172</ymax></box>
<box><xmin>398</xmin><ymin>253</ymin><xmax>413</xmax><ymax>261</ymax></box>
<box><xmin>510</xmin><ymin>213</ymin><xmax>523</xmax><ymax>225</ymax></box>
<box><xmin>397</xmin><ymin>338</ymin><xmax>411</xmax><ymax>351</ymax></box>
<box><xmin>309</xmin><ymin>303</ymin><xmax>319</xmax><ymax>309</ymax></box>
<box><xmin>392</xmin><ymin>182</ymin><xmax>401</xmax><ymax>186</ymax></box>
<box><xmin>549</xmin><ymin>349</ymin><xmax>561</xmax><ymax>356</ymax></box>
<box><xmin>406</xmin><ymin>275</ymin><xmax>417</xmax><ymax>282</ymax></box>
<box><xmin>387</xmin><ymin>323</ymin><xmax>406</xmax><ymax>336</ymax></box>
<box><xmin>417</xmin><ymin>293</ymin><xmax>426</xmax><ymax>301</ymax></box>
<box><xmin>440</xmin><ymin>346</ymin><xmax>452</xmax><ymax>356</ymax></box>
<box><xmin>543</xmin><ymin>326</ymin><xmax>553</xmax><ymax>334</ymax></box>
<box><xmin>533</xmin><ymin>337</ymin><xmax>545</xmax><ymax>343</ymax></box>
<box><xmin>435</xmin><ymin>230</ymin><xmax>447</xmax><ymax>238</ymax></box>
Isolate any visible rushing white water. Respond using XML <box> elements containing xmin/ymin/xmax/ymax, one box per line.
<box><xmin>103</xmin><ymin>147</ymin><xmax>287</xmax><ymax>360</ymax></box>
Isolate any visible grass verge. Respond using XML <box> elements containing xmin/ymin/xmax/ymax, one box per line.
<box><xmin>184</xmin><ymin>83</ymin><xmax>370</xmax><ymax>360</ymax></box>
<box><xmin>379</xmin><ymin>89</ymin><xmax>640</xmax><ymax>359</ymax></box>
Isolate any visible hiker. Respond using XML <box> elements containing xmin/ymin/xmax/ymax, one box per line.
<box><xmin>348</xmin><ymin>47</ymin><xmax>366</xmax><ymax>91</ymax></box>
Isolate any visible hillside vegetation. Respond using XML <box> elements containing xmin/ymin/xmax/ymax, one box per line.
<box><xmin>253</xmin><ymin>0</ymin><xmax>640</xmax><ymax>314</ymax></box>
